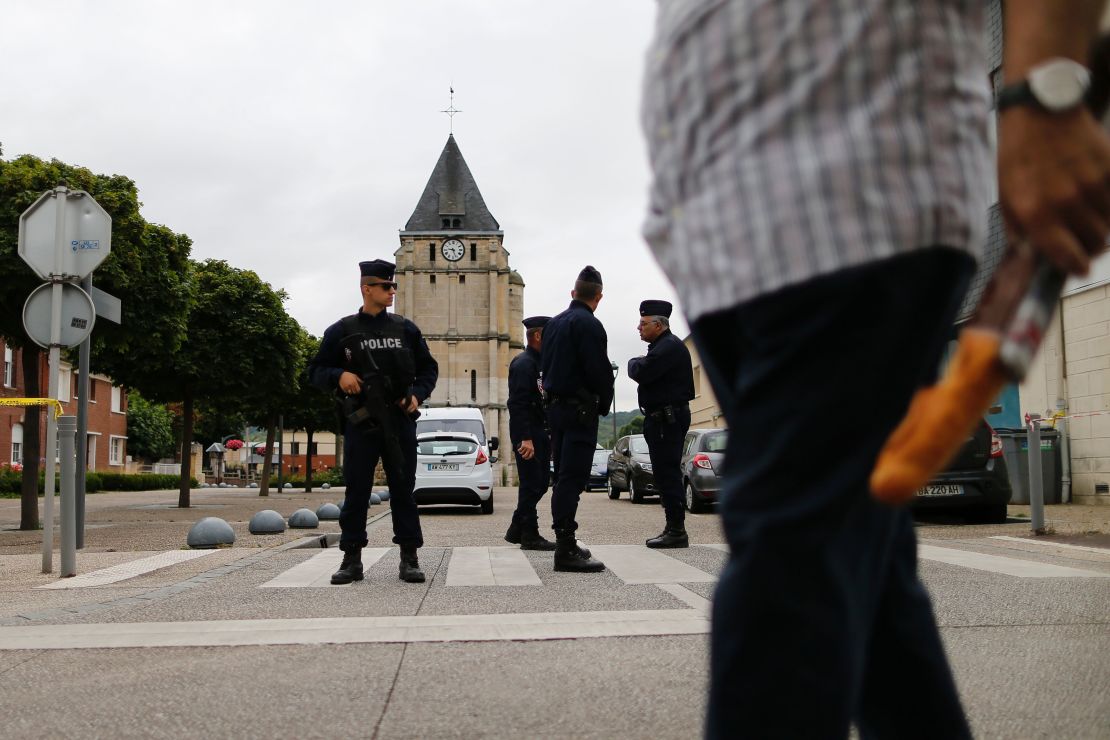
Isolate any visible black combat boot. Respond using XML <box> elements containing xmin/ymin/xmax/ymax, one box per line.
<box><xmin>519</xmin><ymin>516</ymin><xmax>556</xmax><ymax>551</ymax></box>
<box><xmin>646</xmin><ymin>521</ymin><xmax>689</xmax><ymax>549</ymax></box>
<box><xmin>398</xmin><ymin>546</ymin><xmax>426</xmax><ymax>583</ymax></box>
<box><xmin>504</xmin><ymin>518</ymin><xmax>522</xmax><ymax>545</ymax></box>
<box><xmin>553</xmin><ymin>528</ymin><xmax>605</xmax><ymax>572</ymax></box>
<box><xmin>330</xmin><ymin>543</ymin><xmax>364</xmax><ymax>585</ymax></box>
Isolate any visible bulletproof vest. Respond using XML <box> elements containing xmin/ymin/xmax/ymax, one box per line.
<box><xmin>338</xmin><ymin>313</ymin><xmax>415</xmax><ymax>401</ymax></box>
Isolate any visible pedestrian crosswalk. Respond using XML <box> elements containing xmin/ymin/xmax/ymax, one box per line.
<box><xmin>34</xmin><ymin>541</ymin><xmax>1110</xmax><ymax>591</ymax></box>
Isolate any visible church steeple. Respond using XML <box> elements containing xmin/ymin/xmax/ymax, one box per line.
<box><xmin>404</xmin><ymin>135</ymin><xmax>500</xmax><ymax>232</ymax></box>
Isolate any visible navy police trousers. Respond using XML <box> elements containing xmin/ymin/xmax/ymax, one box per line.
<box><xmin>340</xmin><ymin>412</ymin><xmax>423</xmax><ymax>549</ymax></box>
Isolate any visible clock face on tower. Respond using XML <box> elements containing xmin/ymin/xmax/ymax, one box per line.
<box><xmin>441</xmin><ymin>239</ymin><xmax>465</xmax><ymax>262</ymax></box>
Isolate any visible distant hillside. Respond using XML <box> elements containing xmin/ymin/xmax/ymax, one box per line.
<box><xmin>597</xmin><ymin>410</ymin><xmax>642</xmax><ymax>450</ymax></box>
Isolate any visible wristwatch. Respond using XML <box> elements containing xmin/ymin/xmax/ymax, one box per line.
<box><xmin>997</xmin><ymin>57</ymin><xmax>1091</xmax><ymax>113</ymax></box>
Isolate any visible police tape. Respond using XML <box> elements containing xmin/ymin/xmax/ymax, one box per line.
<box><xmin>0</xmin><ymin>398</ymin><xmax>64</xmax><ymax>418</ymax></box>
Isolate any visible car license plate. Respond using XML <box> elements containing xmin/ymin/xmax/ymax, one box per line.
<box><xmin>916</xmin><ymin>484</ymin><xmax>964</xmax><ymax>497</ymax></box>
<box><xmin>427</xmin><ymin>463</ymin><xmax>459</xmax><ymax>471</ymax></box>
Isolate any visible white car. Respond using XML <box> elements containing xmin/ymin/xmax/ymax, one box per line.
<box><xmin>413</xmin><ymin>431</ymin><xmax>494</xmax><ymax>514</ymax></box>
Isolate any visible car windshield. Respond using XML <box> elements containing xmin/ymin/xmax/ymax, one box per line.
<box><xmin>630</xmin><ymin>437</ymin><xmax>649</xmax><ymax>454</ymax></box>
<box><xmin>417</xmin><ymin>438</ymin><xmax>478</xmax><ymax>456</ymax></box>
<box><xmin>703</xmin><ymin>431</ymin><xmax>727</xmax><ymax>453</ymax></box>
<box><xmin>416</xmin><ymin>419</ymin><xmax>486</xmax><ymax>445</ymax></box>
<box><xmin>593</xmin><ymin>450</ymin><xmax>609</xmax><ymax>463</ymax></box>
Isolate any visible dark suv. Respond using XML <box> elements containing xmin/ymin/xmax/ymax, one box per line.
<box><xmin>909</xmin><ymin>419</ymin><xmax>1011</xmax><ymax>524</ymax></box>
<box><xmin>680</xmin><ymin>428</ymin><xmax>726</xmax><ymax>513</ymax></box>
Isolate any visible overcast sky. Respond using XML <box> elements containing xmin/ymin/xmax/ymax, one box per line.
<box><xmin>1</xmin><ymin>1</ymin><xmax>684</xmax><ymax>412</ymax></box>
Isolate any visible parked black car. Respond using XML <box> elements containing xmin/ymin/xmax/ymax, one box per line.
<box><xmin>680</xmin><ymin>427</ymin><xmax>727</xmax><ymax>513</ymax></box>
<box><xmin>909</xmin><ymin>419</ymin><xmax>1011</xmax><ymax>524</ymax></box>
<box><xmin>607</xmin><ymin>434</ymin><xmax>656</xmax><ymax>503</ymax></box>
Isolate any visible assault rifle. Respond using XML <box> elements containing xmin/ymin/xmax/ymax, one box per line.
<box><xmin>337</xmin><ymin>340</ymin><xmax>417</xmax><ymax>484</ymax></box>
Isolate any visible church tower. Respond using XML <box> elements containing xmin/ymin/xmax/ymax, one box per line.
<box><xmin>395</xmin><ymin>135</ymin><xmax>524</xmax><ymax>481</ymax></box>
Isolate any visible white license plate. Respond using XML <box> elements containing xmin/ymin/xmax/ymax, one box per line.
<box><xmin>427</xmin><ymin>463</ymin><xmax>459</xmax><ymax>471</ymax></box>
<box><xmin>916</xmin><ymin>484</ymin><xmax>964</xmax><ymax>497</ymax></box>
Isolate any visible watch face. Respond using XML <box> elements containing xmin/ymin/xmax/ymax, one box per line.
<box><xmin>1029</xmin><ymin>59</ymin><xmax>1090</xmax><ymax>111</ymax></box>
<box><xmin>441</xmin><ymin>238</ymin><xmax>465</xmax><ymax>262</ymax></box>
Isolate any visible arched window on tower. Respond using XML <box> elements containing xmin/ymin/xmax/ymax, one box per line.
<box><xmin>452</xmin><ymin>218</ymin><xmax>461</xmax><ymax>228</ymax></box>
<box><xmin>470</xmin><ymin>243</ymin><xmax>477</xmax><ymax>261</ymax></box>
<box><xmin>470</xmin><ymin>370</ymin><xmax>477</xmax><ymax>401</ymax></box>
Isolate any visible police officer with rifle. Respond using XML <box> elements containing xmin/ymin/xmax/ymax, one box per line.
<box><xmin>505</xmin><ymin>315</ymin><xmax>556</xmax><ymax>551</ymax></box>
<box><xmin>309</xmin><ymin>259</ymin><xmax>439</xmax><ymax>585</ymax></box>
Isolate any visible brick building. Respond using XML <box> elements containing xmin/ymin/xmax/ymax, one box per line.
<box><xmin>0</xmin><ymin>340</ymin><xmax>128</xmax><ymax>471</ymax></box>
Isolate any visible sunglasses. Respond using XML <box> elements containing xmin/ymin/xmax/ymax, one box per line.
<box><xmin>366</xmin><ymin>281</ymin><xmax>398</xmax><ymax>291</ymax></box>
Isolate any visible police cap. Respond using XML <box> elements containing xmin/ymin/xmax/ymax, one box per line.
<box><xmin>639</xmin><ymin>299</ymin><xmax>672</xmax><ymax>318</ymax></box>
<box><xmin>522</xmin><ymin>316</ymin><xmax>550</xmax><ymax>330</ymax></box>
<box><xmin>360</xmin><ymin>259</ymin><xmax>396</xmax><ymax>280</ymax></box>
<box><xmin>577</xmin><ymin>265</ymin><xmax>603</xmax><ymax>286</ymax></box>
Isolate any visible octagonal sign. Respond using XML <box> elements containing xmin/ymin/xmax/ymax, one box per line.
<box><xmin>18</xmin><ymin>187</ymin><xmax>112</xmax><ymax>280</ymax></box>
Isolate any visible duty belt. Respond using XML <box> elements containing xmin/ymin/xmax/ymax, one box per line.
<box><xmin>643</xmin><ymin>402</ymin><xmax>689</xmax><ymax>421</ymax></box>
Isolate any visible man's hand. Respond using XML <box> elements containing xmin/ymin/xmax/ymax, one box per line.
<box><xmin>339</xmin><ymin>371</ymin><xmax>362</xmax><ymax>395</ymax></box>
<box><xmin>397</xmin><ymin>395</ymin><xmax>419</xmax><ymax>414</ymax></box>
<box><xmin>517</xmin><ymin>440</ymin><xmax>535</xmax><ymax>460</ymax></box>
<box><xmin>998</xmin><ymin>107</ymin><xmax>1110</xmax><ymax>275</ymax></box>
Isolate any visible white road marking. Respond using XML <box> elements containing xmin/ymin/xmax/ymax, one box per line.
<box><xmin>918</xmin><ymin>545</ymin><xmax>1110</xmax><ymax>578</ymax></box>
<box><xmin>0</xmin><ymin>609</ymin><xmax>710</xmax><ymax>650</ymax></box>
<box><xmin>989</xmin><ymin>536</ymin><xmax>1110</xmax><ymax>557</ymax></box>
<box><xmin>588</xmin><ymin>545</ymin><xmax>717</xmax><ymax>584</ymax></box>
<box><xmin>446</xmin><ymin>546</ymin><xmax>542</xmax><ymax>587</ymax></box>
<box><xmin>35</xmin><ymin>550</ymin><xmax>218</xmax><ymax>589</ymax></box>
<box><xmin>656</xmin><ymin>583</ymin><xmax>712</xmax><ymax>611</ymax></box>
<box><xmin>260</xmin><ymin>548</ymin><xmax>390</xmax><ymax>588</ymax></box>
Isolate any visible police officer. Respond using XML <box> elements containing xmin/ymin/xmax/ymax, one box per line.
<box><xmin>540</xmin><ymin>266</ymin><xmax>614</xmax><ymax>572</ymax></box>
<box><xmin>308</xmin><ymin>259</ymin><xmax>439</xmax><ymax>585</ymax></box>
<box><xmin>628</xmin><ymin>300</ymin><xmax>695</xmax><ymax>548</ymax></box>
<box><xmin>503</xmin><ymin>316</ymin><xmax>557</xmax><ymax>551</ymax></box>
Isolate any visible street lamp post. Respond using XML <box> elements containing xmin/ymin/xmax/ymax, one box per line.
<box><xmin>610</xmin><ymin>361</ymin><xmax>619</xmax><ymax>447</ymax></box>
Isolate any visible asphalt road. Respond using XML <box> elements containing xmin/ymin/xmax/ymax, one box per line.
<box><xmin>1</xmin><ymin>486</ymin><xmax>1107</xmax><ymax>739</ymax></box>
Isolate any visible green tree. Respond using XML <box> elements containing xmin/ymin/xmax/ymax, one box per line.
<box><xmin>244</xmin><ymin>320</ymin><xmax>308</xmax><ymax>497</ymax></box>
<box><xmin>617</xmin><ymin>415</ymin><xmax>644</xmax><ymax>439</ymax></box>
<box><xmin>125</xmin><ymin>391</ymin><xmax>176</xmax><ymax>463</ymax></box>
<box><xmin>0</xmin><ymin>153</ymin><xmax>191</xmax><ymax>529</ymax></box>
<box><xmin>282</xmin><ymin>334</ymin><xmax>338</xmax><ymax>492</ymax></box>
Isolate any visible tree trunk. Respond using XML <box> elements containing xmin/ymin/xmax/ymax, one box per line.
<box><xmin>304</xmin><ymin>428</ymin><xmax>315</xmax><ymax>493</ymax></box>
<box><xmin>259</xmin><ymin>415</ymin><xmax>277</xmax><ymax>496</ymax></box>
<box><xmin>19</xmin><ymin>346</ymin><xmax>41</xmax><ymax>531</ymax></box>
<box><xmin>178</xmin><ymin>393</ymin><xmax>193</xmax><ymax>508</ymax></box>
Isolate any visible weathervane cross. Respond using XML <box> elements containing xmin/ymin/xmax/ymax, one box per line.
<box><xmin>441</xmin><ymin>86</ymin><xmax>462</xmax><ymax>134</ymax></box>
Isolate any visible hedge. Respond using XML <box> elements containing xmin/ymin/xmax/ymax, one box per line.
<box><xmin>0</xmin><ymin>470</ymin><xmax>197</xmax><ymax>496</ymax></box>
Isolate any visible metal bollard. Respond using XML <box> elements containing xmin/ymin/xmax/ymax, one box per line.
<box><xmin>1028</xmin><ymin>415</ymin><xmax>1045</xmax><ymax>535</ymax></box>
<box><xmin>58</xmin><ymin>415</ymin><xmax>77</xmax><ymax>577</ymax></box>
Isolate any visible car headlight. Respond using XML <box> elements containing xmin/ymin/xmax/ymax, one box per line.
<box><xmin>636</xmin><ymin>462</ymin><xmax>652</xmax><ymax>472</ymax></box>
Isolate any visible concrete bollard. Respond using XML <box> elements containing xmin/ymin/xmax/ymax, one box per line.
<box><xmin>187</xmin><ymin>517</ymin><xmax>236</xmax><ymax>548</ymax></box>
<box><xmin>376</xmin><ymin>490</ymin><xmax>390</xmax><ymax>502</ymax></box>
<box><xmin>370</xmin><ymin>493</ymin><xmax>382</xmax><ymax>505</ymax></box>
<box><xmin>249</xmin><ymin>509</ymin><xmax>286</xmax><ymax>534</ymax></box>
<box><xmin>316</xmin><ymin>502</ymin><xmax>341</xmax><ymax>520</ymax></box>
<box><xmin>288</xmin><ymin>508</ymin><xmax>319</xmax><ymax>528</ymax></box>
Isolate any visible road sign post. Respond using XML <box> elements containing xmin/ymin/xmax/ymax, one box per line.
<box><xmin>18</xmin><ymin>187</ymin><xmax>112</xmax><ymax>574</ymax></box>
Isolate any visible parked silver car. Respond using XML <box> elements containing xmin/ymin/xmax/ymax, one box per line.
<box><xmin>680</xmin><ymin>428</ymin><xmax>726</xmax><ymax>513</ymax></box>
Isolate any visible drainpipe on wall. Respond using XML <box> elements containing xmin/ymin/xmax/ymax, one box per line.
<box><xmin>1056</xmin><ymin>298</ymin><xmax>1071</xmax><ymax>504</ymax></box>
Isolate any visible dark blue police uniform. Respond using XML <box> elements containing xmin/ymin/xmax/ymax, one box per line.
<box><xmin>540</xmin><ymin>300</ymin><xmax>614</xmax><ymax>532</ymax></box>
<box><xmin>309</xmin><ymin>307</ymin><xmax>438</xmax><ymax>551</ymax></box>
<box><xmin>506</xmin><ymin>336</ymin><xmax>552</xmax><ymax>544</ymax></box>
<box><xmin>628</xmin><ymin>324</ymin><xmax>694</xmax><ymax>526</ymax></box>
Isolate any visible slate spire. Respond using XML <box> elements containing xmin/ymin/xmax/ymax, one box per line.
<box><xmin>404</xmin><ymin>135</ymin><xmax>500</xmax><ymax>232</ymax></box>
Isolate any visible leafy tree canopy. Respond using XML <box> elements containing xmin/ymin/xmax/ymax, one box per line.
<box><xmin>125</xmin><ymin>390</ymin><xmax>176</xmax><ymax>463</ymax></box>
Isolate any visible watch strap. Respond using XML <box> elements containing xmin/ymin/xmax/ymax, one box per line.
<box><xmin>996</xmin><ymin>80</ymin><xmax>1041</xmax><ymax>112</ymax></box>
